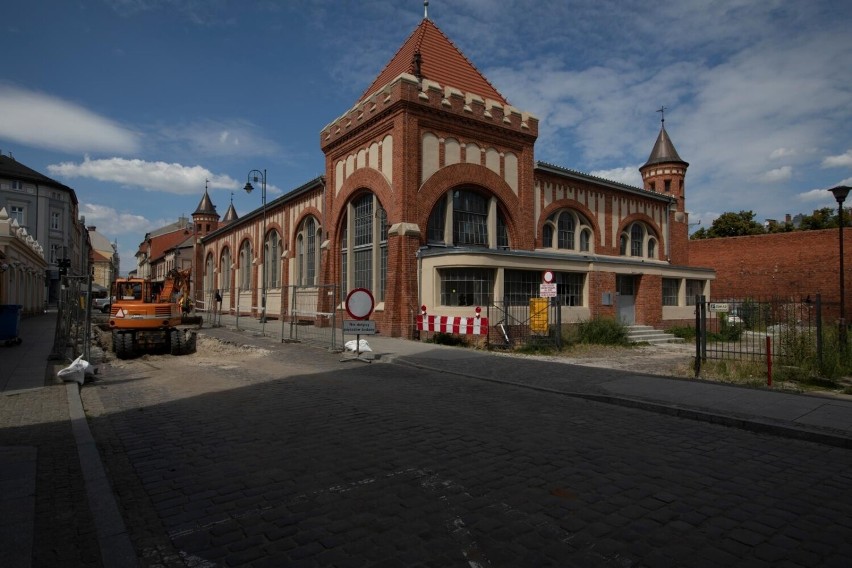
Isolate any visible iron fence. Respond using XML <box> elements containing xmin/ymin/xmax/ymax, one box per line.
<box><xmin>695</xmin><ymin>294</ymin><xmax>850</xmax><ymax>376</ymax></box>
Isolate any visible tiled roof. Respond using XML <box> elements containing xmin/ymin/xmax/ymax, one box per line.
<box><xmin>148</xmin><ymin>228</ymin><xmax>192</xmax><ymax>262</ymax></box>
<box><xmin>359</xmin><ymin>18</ymin><xmax>507</xmax><ymax>105</ymax></box>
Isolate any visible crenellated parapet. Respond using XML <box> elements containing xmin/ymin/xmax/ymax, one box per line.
<box><xmin>320</xmin><ymin>73</ymin><xmax>538</xmax><ymax>149</ymax></box>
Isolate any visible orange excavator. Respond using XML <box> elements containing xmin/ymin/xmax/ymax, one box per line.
<box><xmin>108</xmin><ymin>268</ymin><xmax>196</xmax><ymax>358</ymax></box>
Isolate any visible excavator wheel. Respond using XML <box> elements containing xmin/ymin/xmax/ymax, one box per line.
<box><xmin>169</xmin><ymin>328</ymin><xmax>184</xmax><ymax>356</ymax></box>
<box><xmin>114</xmin><ymin>331</ymin><xmax>135</xmax><ymax>359</ymax></box>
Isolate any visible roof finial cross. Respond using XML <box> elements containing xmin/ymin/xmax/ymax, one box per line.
<box><xmin>424</xmin><ymin>0</ymin><xmax>429</xmax><ymax>19</ymax></box>
<box><xmin>230</xmin><ymin>191</ymin><xmax>234</xmax><ymax>205</ymax></box>
<box><xmin>657</xmin><ymin>105</ymin><xmax>667</xmax><ymax>125</ymax></box>
<box><xmin>205</xmin><ymin>178</ymin><xmax>209</xmax><ymax>191</ymax></box>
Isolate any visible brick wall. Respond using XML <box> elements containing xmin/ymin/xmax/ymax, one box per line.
<box><xmin>689</xmin><ymin>230</ymin><xmax>850</xmax><ymax>319</ymax></box>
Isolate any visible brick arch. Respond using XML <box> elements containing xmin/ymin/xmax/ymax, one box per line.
<box><xmin>292</xmin><ymin>207</ymin><xmax>323</xmax><ymax>245</ymax></box>
<box><xmin>617</xmin><ymin>213</ymin><xmax>663</xmax><ymax>239</ymax></box>
<box><xmin>236</xmin><ymin>237</ymin><xmax>254</xmax><ymax>266</ymax></box>
<box><xmin>417</xmin><ymin>163</ymin><xmax>521</xmax><ymax>246</ymax></box>
<box><xmin>331</xmin><ymin>168</ymin><xmax>393</xmax><ymax>228</ymax></box>
<box><xmin>539</xmin><ymin>200</ymin><xmax>601</xmax><ymax>246</ymax></box>
<box><xmin>419</xmin><ymin>163</ymin><xmax>519</xmax><ymax>225</ymax></box>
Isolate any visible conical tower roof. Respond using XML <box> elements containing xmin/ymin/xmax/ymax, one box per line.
<box><xmin>358</xmin><ymin>18</ymin><xmax>507</xmax><ymax>105</ymax></box>
<box><xmin>193</xmin><ymin>189</ymin><xmax>218</xmax><ymax>217</ymax></box>
<box><xmin>221</xmin><ymin>202</ymin><xmax>238</xmax><ymax>223</ymax></box>
<box><xmin>642</xmin><ymin>124</ymin><xmax>688</xmax><ymax>168</ymax></box>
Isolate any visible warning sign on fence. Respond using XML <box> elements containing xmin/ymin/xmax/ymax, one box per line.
<box><xmin>529</xmin><ymin>297</ymin><xmax>549</xmax><ymax>333</ymax></box>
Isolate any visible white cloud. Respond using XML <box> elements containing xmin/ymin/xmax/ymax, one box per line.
<box><xmin>823</xmin><ymin>150</ymin><xmax>852</xmax><ymax>168</ymax></box>
<box><xmin>589</xmin><ymin>166</ymin><xmax>643</xmax><ymax>188</ymax></box>
<box><xmin>756</xmin><ymin>166</ymin><xmax>792</xmax><ymax>183</ymax></box>
<box><xmin>79</xmin><ymin>203</ymin><xmax>152</xmax><ymax>236</ymax></box>
<box><xmin>770</xmin><ymin>148</ymin><xmax>796</xmax><ymax>160</ymax></box>
<box><xmin>0</xmin><ymin>85</ymin><xmax>139</xmax><ymax>154</ymax></box>
<box><xmin>797</xmin><ymin>188</ymin><xmax>835</xmax><ymax>203</ymax></box>
<box><xmin>47</xmin><ymin>156</ymin><xmax>239</xmax><ymax>195</ymax></box>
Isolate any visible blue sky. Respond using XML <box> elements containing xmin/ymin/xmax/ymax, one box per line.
<box><xmin>2</xmin><ymin>0</ymin><xmax>851</xmax><ymax>274</ymax></box>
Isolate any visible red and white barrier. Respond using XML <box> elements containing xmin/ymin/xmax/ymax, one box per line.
<box><xmin>416</xmin><ymin>306</ymin><xmax>488</xmax><ymax>335</ymax></box>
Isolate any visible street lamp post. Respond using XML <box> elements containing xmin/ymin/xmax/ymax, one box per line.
<box><xmin>829</xmin><ymin>185</ymin><xmax>850</xmax><ymax>349</ymax></box>
<box><xmin>245</xmin><ymin>169</ymin><xmax>267</xmax><ymax>323</ymax></box>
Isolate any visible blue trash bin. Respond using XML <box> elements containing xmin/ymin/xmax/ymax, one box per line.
<box><xmin>0</xmin><ymin>305</ymin><xmax>23</xmax><ymax>345</ymax></box>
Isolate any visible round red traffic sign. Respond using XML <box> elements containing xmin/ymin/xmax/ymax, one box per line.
<box><xmin>345</xmin><ymin>288</ymin><xmax>375</xmax><ymax>320</ymax></box>
<box><xmin>543</xmin><ymin>270</ymin><xmax>554</xmax><ymax>283</ymax></box>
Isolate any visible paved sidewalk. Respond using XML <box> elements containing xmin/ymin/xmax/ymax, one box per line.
<box><xmin>0</xmin><ymin>311</ymin><xmax>135</xmax><ymax>568</ymax></box>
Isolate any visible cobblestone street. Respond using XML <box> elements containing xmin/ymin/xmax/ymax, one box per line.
<box><xmin>81</xmin><ymin>337</ymin><xmax>852</xmax><ymax>567</ymax></box>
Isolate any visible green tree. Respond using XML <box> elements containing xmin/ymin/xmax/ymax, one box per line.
<box><xmin>798</xmin><ymin>207</ymin><xmax>838</xmax><ymax>230</ymax></box>
<box><xmin>701</xmin><ymin>210</ymin><xmax>765</xmax><ymax>238</ymax></box>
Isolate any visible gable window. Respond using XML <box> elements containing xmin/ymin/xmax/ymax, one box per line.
<box><xmin>453</xmin><ymin>190</ymin><xmax>488</xmax><ymax>246</ymax></box>
<box><xmin>541</xmin><ymin>210</ymin><xmax>593</xmax><ymax>253</ymax></box>
<box><xmin>426</xmin><ymin>187</ymin><xmax>509</xmax><ymax>249</ymax></box>
<box><xmin>621</xmin><ymin>222</ymin><xmax>658</xmax><ymax>259</ymax></box>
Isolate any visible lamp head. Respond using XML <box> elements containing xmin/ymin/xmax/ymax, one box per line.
<box><xmin>830</xmin><ymin>185</ymin><xmax>851</xmax><ymax>204</ymax></box>
<box><xmin>244</xmin><ymin>181</ymin><xmax>254</xmax><ymax>194</ymax></box>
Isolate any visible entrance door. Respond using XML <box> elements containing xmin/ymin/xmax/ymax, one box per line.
<box><xmin>616</xmin><ymin>275</ymin><xmax>635</xmax><ymax>325</ymax></box>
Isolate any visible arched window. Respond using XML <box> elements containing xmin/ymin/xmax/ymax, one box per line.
<box><xmin>580</xmin><ymin>229</ymin><xmax>591</xmax><ymax>252</ymax></box>
<box><xmin>630</xmin><ymin>224</ymin><xmax>644</xmax><ymax>257</ymax></box>
<box><xmin>204</xmin><ymin>253</ymin><xmax>214</xmax><ymax>294</ymax></box>
<box><xmin>239</xmin><ymin>240</ymin><xmax>252</xmax><ymax>290</ymax></box>
<box><xmin>426</xmin><ymin>187</ymin><xmax>509</xmax><ymax>249</ymax></box>
<box><xmin>220</xmin><ymin>247</ymin><xmax>231</xmax><ymax>291</ymax></box>
<box><xmin>264</xmin><ymin>230</ymin><xmax>281</xmax><ymax>288</ymax></box>
<box><xmin>542</xmin><ymin>209</ymin><xmax>593</xmax><ymax>252</ymax></box>
<box><xmin>557</xmin><ymin>213</ymin><xmax>574</xmax><ymax>249</ymax></box>
<box><xmin>620</xmin><ymin>222</ymin><xmax>658</xmax><ymax>258</ymax></box>
<box><xmin>296</xmin><ymin>216</ymin><xmax>321</xmax><ymax>286</ymax></box>
<box><xmin>340</xmin><ymin>192</ymin><xmax>388</xmax><ymax>301</ymax></box>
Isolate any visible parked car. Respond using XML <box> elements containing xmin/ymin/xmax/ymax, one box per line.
<box><xmin>92</xmin><ymin>296</ymin><xmax>114</xmax><ymax>313</ymax></box>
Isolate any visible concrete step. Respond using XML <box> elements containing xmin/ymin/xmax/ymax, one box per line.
<box><xmin>625</xmin><ymin>326</ymin><xmax>684</xmax><ymax>345</ymax></box>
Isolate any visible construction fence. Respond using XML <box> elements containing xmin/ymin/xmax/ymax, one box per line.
<box><xmin>196</xmin><ymin>285</ymin><xmax>344</xmax><ymax>351</ymax></box>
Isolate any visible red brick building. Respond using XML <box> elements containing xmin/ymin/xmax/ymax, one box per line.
<box><xmin>196</xmin><ymin>17</ymin><xmax>714</xmax><ymax>337</ymax></box>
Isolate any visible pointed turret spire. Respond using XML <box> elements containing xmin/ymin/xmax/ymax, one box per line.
<box><xmin>643</xmin><ymin>120</ymin><xmax>687</xmax><ymax>168</ymax></box>
<box><xmin>222</xmin><ymin>191</ymin><xmax>239</xmax><ymax>224</ymax></box>
<box><xmin>193</xmin><ymin>180</ymin><xmax>218</xmax><ymax>216</ymax></box>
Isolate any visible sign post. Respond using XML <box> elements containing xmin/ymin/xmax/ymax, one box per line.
<box><xmin>342</xmin><ymin>288</ymin><xmax>375</xmax><ymax>363</ymax></box>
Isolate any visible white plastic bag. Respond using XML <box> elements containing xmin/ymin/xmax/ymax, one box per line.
<box><xmin>344</xmin><ymin>339</ymin><xmax>372</xmax><ymax>352</ymax></box>
<box><xmin>57</xmin><ymin>355</ymin><xmax>90</xmax><ymax>385</ymax></box>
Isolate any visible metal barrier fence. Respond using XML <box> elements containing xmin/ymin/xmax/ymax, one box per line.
<box><xmin>198</xmin><ymin>285</ymin><xmax>342</xmax><ymax>351</ymax></box>
<box><xmin>51</xmin><ymin>276</ymin><xmax>91</xmax><ymax>361</ymax></box>
<box><xmin>695</xmin><ymin>294</ymin><xmax>849</xmax><ymax>374</ymax></box>
<box><xmin>486</xmin><ymin>299</ymin><xmax>562</xmax><ymax>349</ymax></box>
